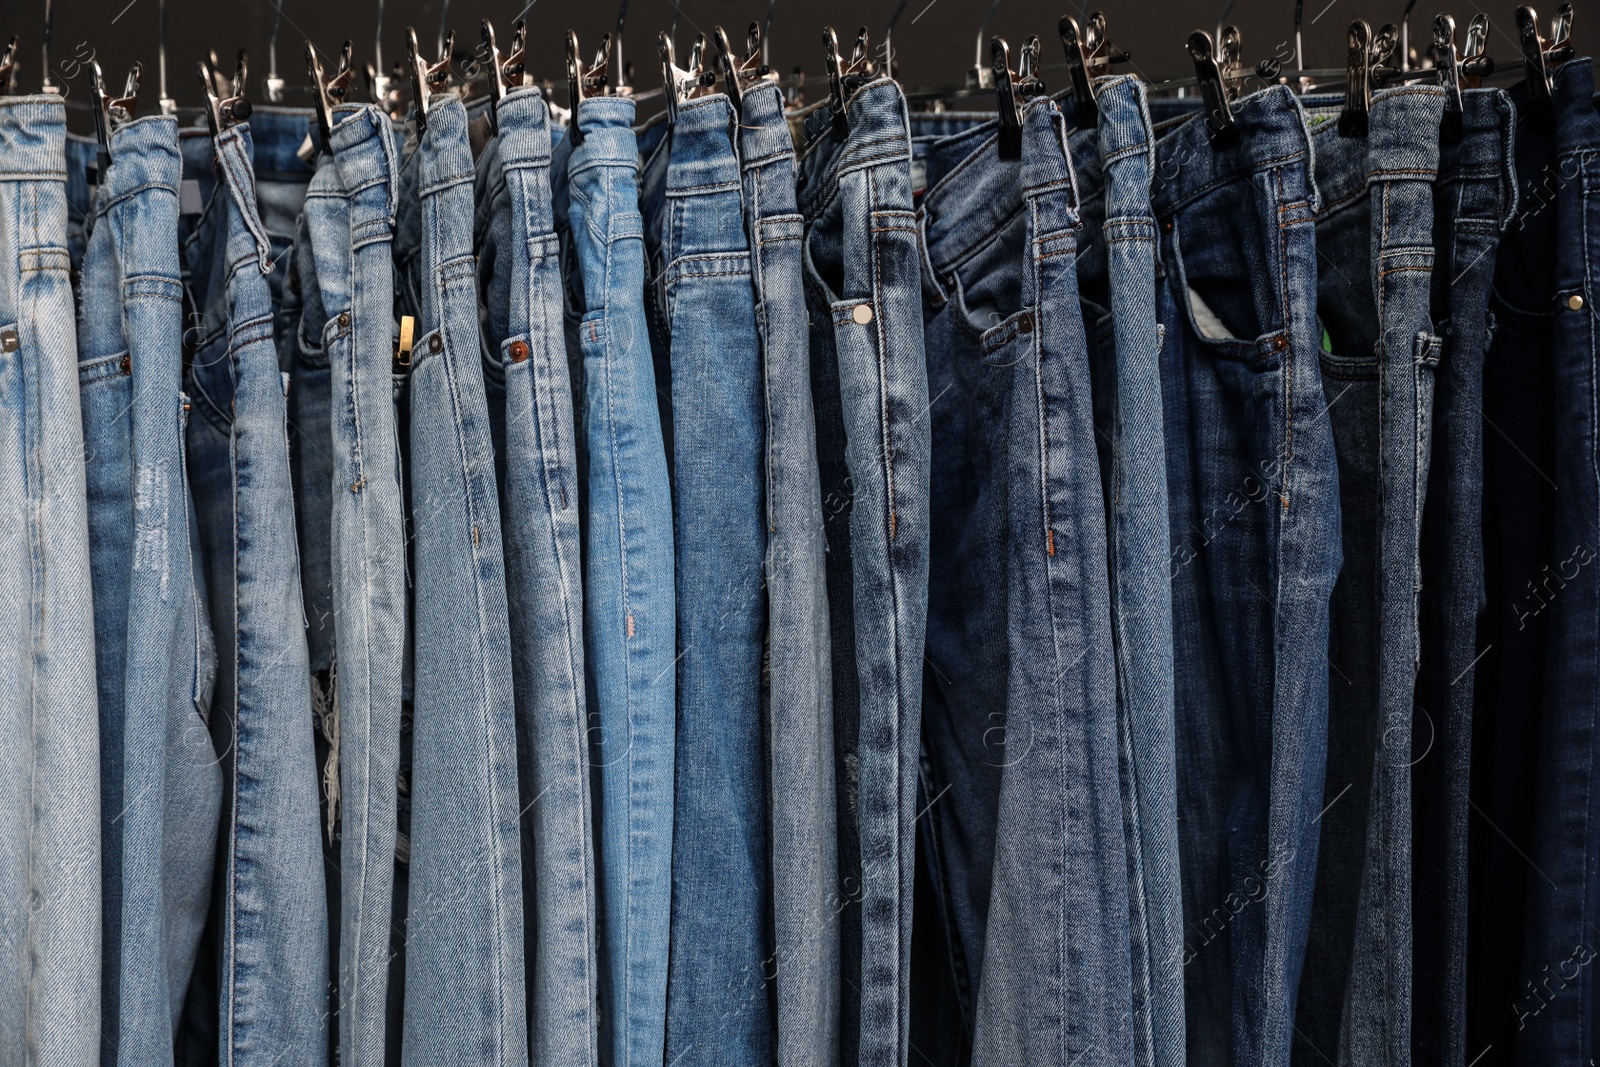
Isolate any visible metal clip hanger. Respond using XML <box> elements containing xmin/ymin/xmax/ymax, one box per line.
<box><xmin>715</xmin><ymin>22</ymin><xmax>776</xmax><ymax>115</ymax></box>
<box><xmin>1189</xmin><ymin>29</ymin><xmax>1238</xmax><ymax>144</ymax></box>
<box><xmin>1338</xmin><ymin>19</ymin><xmax>1374</xmax><ymax>136</ymax></box>
<box><xmin>40</xmin><ymin>0</ymin><xmax>57</xmax><ymax>93</ymax></box>
<box><xmin>306</xmin><ymin>39</ymin><xmax>354</xmax><ymax>148</ymax></box>
<box><xmin>1517</xmin><ymin>3</ymin><xmax>1575</xmax><ymax>107</ymax></box>
<box><xmin>90</xmin><ymin>60</ymin><xmax>139</xmax><ymax>170</ymax></box>
<box><xmin>820</xmin><ymin>24</ymin><xmax>877</xmax><ymax>134</ymax></box>
<box><xmin>405</xmin><ymin>25</ymin><xmax>452</xmax><ymax>131</ymax></box>
<box><xmin>199</xmin><ymin>50</ymin><xmax>251</xmax><ymax>136</ymax></box>
<box><xmin>0</xmin><ymin>36</ymin><xmax>20</xmax><ymax>94</ymax></box>
<box><xmin>482</xmin><ymin>19</ymin><xmax>530</xmax><ymax>135</ymax></box>
<box><xmin>660</xmin><ymin>31</ymin><xmax>713</xmax><ymax>124</ymax></box>
<box><xmin>992</xmin><ymin>35</ymin><xmax>1044</xmax><ymax>160</ymax></box>
<box><xmin>566</xmin><ymin>30</ymin><xmax>616</xmax><ymax>146</ymax></box>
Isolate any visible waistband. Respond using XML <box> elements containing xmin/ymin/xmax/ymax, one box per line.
<box><xmin>567</xmin><ymin>95</ymin><xmax>639</xmax><ymax>178</ymax></box>
<box><xmin>920</xmin><ymin>96</ymin><xmax>1076</xmax><ymax>281</ymax></box>
<box><xmin>416</xmin><ymin>95</ymin><xmax>475</xmax><ymax>197</ymax></box>
<box><xmin>214</xmin><ymin>123</ymin><xmax>275</xmax><ymax>275</ymax></box>
<box><xmin>1151</xmin><ymin>84</ymin><xmax>1318</xmax><ymax>217</ymax></box>
<box><xmin>180</xmin><ymin>105</ymin><xmax>315</xmax><ymax>183</ymax></box>
<box><xmin>1306</xmin><ymin>85</ymin><xmax>1444</xmax><ymax>214</ymax></box>
<box><xmin>666</xmin><ymin>94</ymin><xmax>739</xmax><ymax>195</ymax></box>
<box><xmin>796</xmin><ymin>77</ymin><xmax>912</xmax><ymax>217</ymax></box>
<box><xmin>1441</xmin><ymin>88</ymin><xmax>1518</xmax><ymax>229</ymax></box>
<box><xmin>0</xmin><ymin>95</ymin><xmax>68</xmax><ymax>181</ymax></box>
<box><xmin>96</xmin><ymin>115</ymin><xmax>181</xmax><ymax>213</ymax></box>
<box><xmin>330</xmin><ymin>103</ymin><xmax>401</xmax><ymax>239</ymax></box>
<box><xmin>737</xmin><ymin>83</ymin><xmax>795</xmax><ymax>169</ymax></box>
<box><xmin>495</xmin><ymin>88</ymin><xmax>555</xmax><ymax>171</ymax></box>
<box><xmin>1556</xmin><ymin>57</ymin><xmax>1600</xmax><ymax>156</ymax></box>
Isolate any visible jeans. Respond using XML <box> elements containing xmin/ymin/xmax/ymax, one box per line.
<box><xmin>1155</xmin><ymin>85</ymin><xmax>1341</xmax><ymax>1067</ymax></box>
<box><xmin>1469</xmin><ymin>75</ymin><xmax>1564</xmax><ymax>1065</ymax></box>
<box><xmin>323</xmin><ymin>101</ymin><xmax>408</xmax><ymax>1067</ymax></box>
<box><xmin>797</xmin><ymin>76</ymin><xmax>930</xmax><ymax>1067</ymax></box>
<box><xmin>918</xmin><ymin>94</ymin><xmax>1135</xmax><ymax>1066</ymax></box>
<box><xmin>475</xmin><ymin>87</ymin><xmax>602</xmax><ymax>1067</ymax></box>
<box><xmin>551</xmin><ymin>93</ymin><xmax>676</xmax><ymax>1067</ymax></box>
<box><xmin>1413</xmin><ymin>88</ymin><xmax>1516</xmax><ymax>1067</ymax></box>
<box><xmin>182</xmin><ymin>119</ymin><xmax>329</xmax><ymax>1065</ymax></box>
<box><xmin>0</xmin><ymin>93</ymin><xmax>102</xmax><ymax>1067</ymax></box>
<box><xmin>1296</xmin><ymin>85</ymin><xmax>1446</xmax><ymax>1067</ymax></box>
<box><xmin>1516</xmin><ymin>57</ymin><xmax>1600</xmax><ymax>1066</ymax></box>
<box><xmin>76</xmin><ymin>112</ymin><xmax>222</xmax><ymax>1065</ymax></box>
<box><xmin>398</xmin><ymin>94</ymin><xmax>529</xmax><ymax>1067</ymax></box>
<box><xmin>1069</xmin><ymin>76</ymin><xmax>1186</xmax><ymax>1067</ymax></box>
<box><xmin>738</xmin><ymin>80</ymin><xmax>841</xmax><ymax>1067</ymax></box>
<box><xmin>640</xmin><ymin>94</ymin><xmax>773</xmax><ymax>1066</ymax></box>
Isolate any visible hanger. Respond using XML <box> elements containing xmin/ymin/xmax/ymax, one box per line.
<box><xmin>264</xmin><ymin>5</ymin><xmax>285</xmax><ymax>102</ymax></box>
<box><xmin>715</xmin><ymin>23</ymin><xmax>776</xmax><ymax>115</ymax></box>
<box><xmin>198</xmin><ymin>50</ymin><xmax>251</xmax><ymax>136</ymax></box>
<box><xmin>1517</xmin><ymin>3</ymin><xmax>1575</xmax><ymax>108</ymax></box>
<box><xmin>1188</xmin><ymin>29</ymin><xmax>1239</xmax><ymax>144</ymax></box>
<box><xmin>1337</xmin><ymin>19</ymin><xmax>1376</xmax><ymax>136</ymax></box>
<box><xmin>306</xmin><ymin>39</ymin><xmax>354</xmax><ymax>147</ymax></box>
<box><xmin>660</xmin><ymin>31</ymin><xmax>712</xmax><ymax>124</ymax></box>
<box><xmin>883</xmin><ymin>0</ymin><xmax>909</xmax><ymax>78</ymax></box>
<box><xmin>481</xmin><ymin>19</ymin><xmax>528</xmax><ymax>134</ymax></box>
<box><xmin>821</xmin><ymin>25</ymin><xmax>879</xmax><ymax>133</ymax></box>
<box><xmin>406</xmin><ymin>25</ymin><xmax>452</xmax><ymax>131</ymax></box>
<box><xmin>991</xmin><ymin>34</ymin><xmax>1044</xmax><ymax>160</ymax></box>
<box><xmin>1432</xmin><ymin>13</ymin><xmax>1494</xmax><ymax>139</ymax></box>
<box><xmin>1059</xmin><ymin>12</ymin><xmax>1133</xmax><ymax>125</ymax></box>
<box><xmin>566</xmin><ymin>30</ymin><xmax>614</xmax><ymax>146</ymax></box>
<box><xmin>90</xmin><ymin>59</ymin><xmax>140</xmax><ymax>170</ymax></box>
<box><xmin>0</xmin><ymin>37</ymin><xmax>19</xmax><ymax>95</ymax></box>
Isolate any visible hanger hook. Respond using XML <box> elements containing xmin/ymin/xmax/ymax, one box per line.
<box><xmin>40</xmin><ymin>0</ymin><xmax>55</xmax><ymax>93</ymax></box>
<box><xmin>883</xmin><ymin>0</ymin><xmax>909</xmax><ymax>72</ymax></box>
<box><xmin>761</xmin><ymin>0</ymin><xmax>776</xmax><ymax>67</ymax></box>
<box><xmin>972</xmin><ymin>0</ymin><xmax>1002</xmax><ymax>82</ymax></box>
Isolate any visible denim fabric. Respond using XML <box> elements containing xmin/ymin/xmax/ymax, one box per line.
<box><xmin>640</xmin><ymin>93</ymin><xmax>773</xmax><ymax>1065</ymax></box>
<box><xmin>1294</xmin><ymin>85</ymin><xmax>1445</xmax><ymax>1067</ymax></box>
<box><xmin>474</xmin><ymin>87</ymin><xmax>601</xmax><ymax>1067</ymax></box>
<box><xmin>1413</xmin><ymin>88</ymin><xmax>1515</xmax><ymax>1067</ymax></box>
<box><xmin>398</xmin><ymin>94</ymin><xmax>528</xmax><ymax>1067</ymax></box>
<box><xmin>76</xmin><ymin>113</ymin><xmax>222</xmax><ymax>1064</ymax></box>
<box><xmin>917</xmin><ymin>94</ymin><xmax>1134</xmax><ymax>1066</ymax></box>
<box><xmin>283</xmin><ymin>139</ymin><xmax>338</xmax><ymax>676</ymax></box>
<box><xmin>182</xmin><ymin>119</ymin><xmax>329</xmax><ymax>1065</ymax></box>
<box><xmin>0</xmin><ymin>93</ymin><xmax>102</xmax><ymax>1067</ymax></box>
<box><xmin>1068</xmin><ymin>76</ymin><xmax>1185</xmax><ymax>1067</ymax></box>
<box><xmin>1516</xmin><ymin>58</ymin><xmax>1600</xmax><ymax>1067</ymax></box>
<box><xmin>323</xmin><ymin>101</ymin><xmax>408</xmax><ymax>1067</ymax></box>
<box><xmin>1469</xmin><ymin>75</ymin><xmax>1565</xmax><ymax>1064</ymax></box>
<box><xmin>1153</xmin><ymin>85</ymin><xmax>1339</xmax><ymax>1067</ymax></box>
<box><xmin>738</xmin><ymin>81</ymin><xmax>841</xmax><ymax>1067</ymax></box>
<box><xmin>551</xmin><ymin>92</ymin><xmax>676</xmax><ymax>1067</ymax></box>
<box><xmin>797</xmin><ymin>77</ymin><xmax>930</xmax><ymax>1067</ymax></box>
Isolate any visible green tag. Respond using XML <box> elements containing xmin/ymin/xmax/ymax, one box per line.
<box><xmin>1322</xmin><ymin>326</ymin><xmax>1334</xmax><ymax>353</ymax></box>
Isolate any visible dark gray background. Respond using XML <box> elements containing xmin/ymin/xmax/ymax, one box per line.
<box><xmin>4</xmin><ymin>0</ymin><xmax>1589</xmax><ymax>128</ymax></box>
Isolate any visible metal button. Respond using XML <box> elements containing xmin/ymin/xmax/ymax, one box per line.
<box><xmin>509</xmin><ymin>340</ymin><xmax>530</xmax><ymax>363</ymax></box>
<box><xmin>0</xmin><ymin>328</ymin><xmax>17</xmax><ymax>353</ymax></box>
<box><xmin>1570</xmin><ymin>294</ymin><xmax>1586</xmax><ymax>311</ymax></box>
<box><xmin>428</xmin><ymin>334</ymin><xmax>443</xmax><ymax>353</ymax></box>
<box><xmin>851</xmin><ymin>304</ymin><xmax>873</xmax><ymax>325</ymax></box>
<box><xmin>338</xmin><ymin>312</ymin><xmax>350</xmax><ymax>329</ymax></box>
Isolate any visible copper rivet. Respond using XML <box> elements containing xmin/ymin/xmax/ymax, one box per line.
<box><xmin>852</xmin><ymin>304</ymin><xmax>874</xmax><ymax>325</ymax></box>
<box><xmin>1017</xmin><ymin>313</ymin><xmax>1033</xmax><ymax>333</ymax></box>
<box><xmin>1570</xmin><ymin>294</ymin><xmax>1586</xmax><ymax>311</ymax></box>
<box><xmin>1162</xmin><ymin>219</ymin><xmax>1174</xmax><ymax>232</ymax></box>
<box><xmin>509</xmin><ymin>340</ymin><xmax>530</xmax><ymax>363</ymax></box>
<box><xmin>1274</xmin><ymin>336</ymin><xmax>1287</xmax><ymax>351</ymax></box>
<box><xmin>429</xmin><ymin>334</ymin><xmax>443</xmax><ymax>353</ymax></box>
<box><xmin>338</xmin><ymin>312</ymin><xmax>350</xmax><ymax>329</ymax></box>
<box><xmin>120</xmin><ymin>355</ymin><xmax>131</xmax><ymax>374</ymax></box>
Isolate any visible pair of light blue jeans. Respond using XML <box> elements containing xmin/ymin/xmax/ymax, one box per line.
<box><xmin>181</xmin><ymin>118</ymin><xmax>329</xmax><ymax>1065</ymax></box>
<box><xmin>639</xmin><ymin>93</ymin><xmax>773</xmax><ymax>1066</ymax></box>
<box><xmin>0</xmin><ymin>92</ymin><xmax>102</xmax><ymax>1067</ymax></box>
<box><xmin>76</xmin><ymin>112</ymin><xmax>222</xmax><ymax>1065</ymax></box>
<box><xmin>551</xmin><ymin>93</ymin><xmax>677</xmax><ymax>1067</ymax></box>
<box><xmin>475</xmin><ymin>86</ymin><xmax>602</xmax><ymax>1066</ymax></box>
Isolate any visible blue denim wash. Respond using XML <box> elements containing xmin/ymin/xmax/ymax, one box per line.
<box><xmin>640</xmin><ymin>93</ymin><xmax>773</xmax><ymax>1065</ymax></box>
<box><xmin>1413</xmin><ymin>88</ymin><xmax>1515</xmax><ymax>1067</ymax></box>
<box><xmin>918</xmin><ymin>94</ymin><xmax>1135</xmax><ymax>1067</ymax></box>
<box><xmin>1067</xmin><ymin>76</ymin><xmax>1186</xmax><ymax>1067</ymax></box>
<box><xmin>1469</xmin><ymin>74</ymin><xmax>1565</xmax><ymax>1064</ymax></box>
<box><xmin>796</xmin><ymin>77</ymin><xmax>930</xmax><ymax>1067</ymax></box>
<box><xmin>396</xmin><ymin>93</ymin><xmax>529</xmax><ymax>1067</ymax></box>
<box><xmin>1154</xmin><ymin>85</ymin><xmax>1340</xmax><ymax>1067</ymax></box>
<box><xmin>1293</xmin><ymin>85</ymin><xmax>1445</xmax><ymax>1067</ymax></box>
<box><xmin>1516</xmin><ymin>58</ymin><xmax>1600</xmax><ymax>1067</ymax></box>
<box><xmin>738</xmin><ymin>80</ymin><xmax>841</xmax><ymax>1067</ymax></box>
<box><xmin>76</xmin><ymin>113</ymin><xmax>222</xmax><ymax>1065</ymax></box>
<box><xmin>181</xmin><ymin>119</ymin><xmax>329</xmax><ymax>1065</ymax></box>
<box><xmin>320</xmin><ymin>100</ymin><xmax>409</xmax><ymax>1067</ymax></box>
<box><xmin>0</xmin><ymin>93</ymin><xmax>102</xmax><ymax>1067</ymax></box>
<box><xmin>551</xmin><ymin>93</ymin><xmax>676</xmax><ymax>1067</ymax></box>
<box><xmin>474</xmin><ymin>86</ymin><xmax>602</xmax><ymax>1067</ymax></box>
